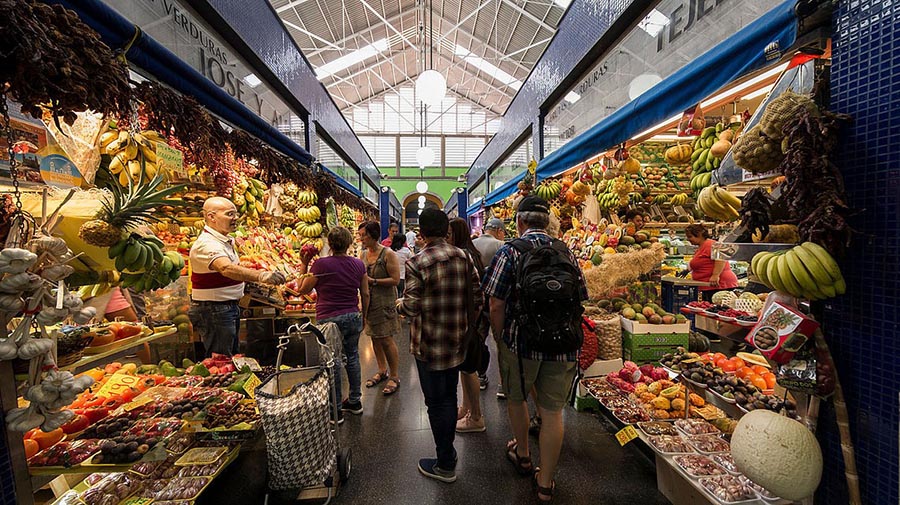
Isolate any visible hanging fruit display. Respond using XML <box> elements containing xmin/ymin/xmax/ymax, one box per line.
<box><xmin>750</xmin><ymin>242</ymin><xmax>845</xmax><ymax>300</ymax></box>
<box><xmin>534</xmin><ymin>180</ymin><xmax>562</xmax><ymax>201</ymax></box>
<box><xmin>697</xmin><ymin>184</ymin><xmax>741</xmax><ymax>221</ymax></box>
<box><xmin>231</xmin><ymin>176</ymin><xmax>267</xmax><ymax>220</ymax></box>
<box><xmin>99</xmin><ymin>124</ymin><xmax>164</xmax><ymax>186</ymax></box>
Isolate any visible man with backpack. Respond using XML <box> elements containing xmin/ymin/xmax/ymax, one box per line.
<box><xmin>483</xmin><ymin>195</ymin><xmax>587</xmax><ymax>502</ymax></box>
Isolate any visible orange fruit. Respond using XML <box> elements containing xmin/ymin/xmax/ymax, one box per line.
<box><xmin>729</xmin><ymin>357</ymin><xmax>746</xmax><ymax>369</ymax></box>
<box><xmin>721</xmin><ymin>360</ymin><xmax>738</xmax><ymax>373</ymax></box>
<box><xmin>750</xmin><ymin>375</ymin><xmax>768</xmax><ymax>391</ymax></box>
<box><xmin>23</xmin><ymin>439</ymin><xmax>39</xmax><ymax>459</ymax></box>
<box><xmin>735</xmin><ymin>367</ymin><xmax>754</xmax><ymax>379</ymax></box>
<box><xmin>763</xmin><ymin>373</ymin><xmax>777</xmax><ymax>389</ymax></box>
<box><xmin>751</xmin><ymin>365</ymin><xmax>769</xmax><ymax>376</ymax></box>
<box><xmin>714</xmin><ymin>357</ymin><xmax>729</xmax><ymax>369</ymax></box>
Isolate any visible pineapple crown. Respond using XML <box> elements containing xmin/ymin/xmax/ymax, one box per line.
<box><xmin>95</xmin><ymin>166</ymin><xmax>188</xmax><ymax>230</ymax></box>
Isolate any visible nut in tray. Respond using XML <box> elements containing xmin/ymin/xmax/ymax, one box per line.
<box><xmin>175</xmin><ymin>446</ymin><xmax>228</xmax><ymax>466</ymax></box>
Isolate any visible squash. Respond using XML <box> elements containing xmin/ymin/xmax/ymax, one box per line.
<box><xmin>731</xmin><ymin>410</ymin><xmax>823</xmax><ymax>500</ymax></box>
<box><xmin>710</xmin><ymin>139</ymin><xmax>732</xmax><ymax>158</ymax></box>
<box><xmin>688</xmin><ymin>332</ymin><xmax>710</xmax><ymax>353</ymax></box>
<box><xmin>618</xmin><ymin>157</ymin><xmax>641</xmax><ymax>174</ymax></box>
<box><xmin>665</xmin><ymin>144</ymin><xmax>693</xmax><ymax>165</ymax></box>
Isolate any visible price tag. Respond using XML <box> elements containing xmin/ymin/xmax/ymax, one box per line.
<box><xmin>123</xmin><ymin>395</ymin><xmax>154</xmax><ymax>412</ymax></box>
<box><xmin>96</xmin><ymin>373</ymin><xmax>143</xmax><ymax>398</ymax></box>
<box><xmin>242</xmin><ymin>373</ymin><xmax>261</xmax><ymax>399</ymax></box>
<box><xmin>615</xmin><ymin>425</ymin><xmax>639</xmax><ymax>446</ymax></box>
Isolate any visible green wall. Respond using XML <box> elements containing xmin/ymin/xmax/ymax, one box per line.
<box><xmin>380</xmin><ymin>167</ymin><xmax>468</xmax><ymax>206</ymax></box>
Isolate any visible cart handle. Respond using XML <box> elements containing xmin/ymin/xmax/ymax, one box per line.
<box><xmin>299</xmin><ymin>320</ymin><xmax>328</xmax><ymax>346</ymax></box>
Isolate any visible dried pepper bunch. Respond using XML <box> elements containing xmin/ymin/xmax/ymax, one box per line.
<box><xmin>775</xmin><ymin>107</ymin><xmax>855</xmax><ymax>256</ymax></box>
<box><xmin>0</xmin><ymin>0</ymin><xmax>132</xmax><ymax>124</ymax></box>
<box><xmin>133</xmin><ymin>81</ymin><xmax>226</xmax><ymax>166</ymax></box>
<box><xmin>736</xmin><ymin>187</ymin><xmax>772</xmax><ymax>243</ymax></box>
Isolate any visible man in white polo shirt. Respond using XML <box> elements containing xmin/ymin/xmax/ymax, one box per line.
<box><xmin>189</xmin><ymin>197</ymin><xmax>286</xmax><ymax>356</ymax></box>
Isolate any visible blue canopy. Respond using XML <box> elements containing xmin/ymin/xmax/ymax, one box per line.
<box><xmin>536</xmin><ymin>0</ymin><xmax>798</xmax><ymax>180</ymax></box>
<box><xmin>480</xmin><ymin>0</ymin><xmax>798</xmax><ymax>206</ymax></box>
<box><xmin>466</xmin><ymin>198</ymin><xmax>484</xmax><ymax>215</ymax></box>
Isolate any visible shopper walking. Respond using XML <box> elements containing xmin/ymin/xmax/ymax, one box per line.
<box><xmin>358</xmin><ymin>221</ymin><xmax>403</xmax><ymax>395</ymax></box>
<box><xmin>381</xmin><ymin>222</ymin><xmax>400</xmax><ymax>246</ymax></box>
<box><xmin>398</xmin><ymin>209</ymin><xmax>482</xmax><ymax>483</ymax></box>
<box><xmin>295</xmin><ymin>226</ymin><xmax>370</xmax><ymax>420</ymax></box>
<box><xmin>448</xmin><ymin>218</ymin><xmax>490</xmax><ymax>433</ymax></box>
<box><xmin>189</xmin><ymin>197</ymin><xmax>285</xmax><ymax>356</ymax></box>
<box><xmin>406</xmin><ymin>228</ymin><xmax>418</xmax><ymax>253</ymax></box>
<box><xmin>473</xmin><ymin>217</ymin><xmax>506</xmax><ymax>393</ymax></box>
<box><xmin>390</xmin><ymin>233</ymin><xmax>412</xmax><ymax>297</ymax></box>
<box><xmin>483</xmin><ymin>196</ymin><xmax>587</xmax><ymax>502</ymax></box>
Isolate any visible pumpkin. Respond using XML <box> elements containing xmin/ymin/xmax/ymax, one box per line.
<box><xmin>710</xmin><ymin>139</ymin><xmax>733</xmax><ymax>158</ymax></box>
<box><xmin>665</xmin><ymin>144</ymin><xmax>693</xmax><ymax>165</ymax></box>
<box><xmin>618</xmin><ymin>157</ymin><xmax>641</xmax><ymax>174</ymax></box>
<box><xmin>687</xmin><ymin>332</ymin><xmax>710</xmax><ymax>353</ymax></box>
<box><xmin>731</xmin><ymin>410</ymin><xmax>823</xmax><ymax>500</ymax></box>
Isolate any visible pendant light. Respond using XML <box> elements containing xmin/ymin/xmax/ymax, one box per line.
<box><xmin>415</xmin><ymin>0</ymin><xmax>445</xmax><ymax>107</ymax></box>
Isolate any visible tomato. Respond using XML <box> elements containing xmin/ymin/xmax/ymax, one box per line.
<box><xmin>729</xmin><ymin>357</ymin><xmax>746</xmax><ymax>369</ymax></box>
<box><xmin>714</xmin><ymin>357</ymin><xmax>729</xmax><ymax>369</ymax></box>
<box><xmin>712</xmin><ymin>353</ymin><xmax>727</xmax><ymax>362</ymax></box>
<box><xmin>750</xmin><ymin>375</ymin><xmax>768</xmax><ymax>391</ymax></box>
<box><xmin>23</xmin><ymin>438</ymin><xmax>39</xmax><ymax>459</ymax></box>
<box><xmin>32</xmin><ymin>428</ymin><xmax>64</xmax><ymax>450</ymax></box>
<box><xmin>751</xmin><ymin>365</ymin><xmax>769</xmax><ymax>376</ymax></box>
<box><xmin>60</xmin><ymin>414</ymin><xmax>90</xmax><ymax>435</ymax></box>
<box><xmin>720</xmin><ymin>360</ymin><xmax>738</xmax><ymax>373</ymax></box>
<box><xmin>763</xmin><ymin>372</ymin><xmax>777</xmax><ymax>389</ymax></box>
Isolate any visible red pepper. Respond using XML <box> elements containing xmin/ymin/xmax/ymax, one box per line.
<box><xmin>83</xmin><ymin>406</ymin><xmax>110</xmax><ymax>423</ymax></box>
<box><xmin>83</xmin><ymin>396</ymin><xmax>105</xmax><ymax>409</ymax></box>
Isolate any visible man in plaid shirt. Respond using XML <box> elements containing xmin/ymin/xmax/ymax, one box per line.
<box><xmin>483</xmin><ymin>195</ymin><xmax>587</xmax><ymax>501</ymax></box>
<box><xmin>398</xmin><ymin>208</ymin><xmax>482</xmax><ymax>483</ymax></box>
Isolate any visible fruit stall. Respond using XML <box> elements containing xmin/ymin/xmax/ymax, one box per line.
<box><xmin>0</xmin><ymin>2</ymin><xmax>377</xmax><ymax>503</ymax></box>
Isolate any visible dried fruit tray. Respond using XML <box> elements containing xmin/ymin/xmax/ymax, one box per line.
<box><xmin>175</xmin><ymin>446</ymin><xmax>229</xmax><ymax>466</ymax></box>
<box><xmin>673</xmin><ymin>454</ymin><xmax>729</xmax><ymax>479</ymax></box>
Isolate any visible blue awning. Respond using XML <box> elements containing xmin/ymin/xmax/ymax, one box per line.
<box><xmin>466</xmin><ymin>198</ymin><xmax>484</xmax><ymax>215</ymax></box>
<box><xmin>535</xmin><ymin>0</ymin><xmax>798</xmax><ymax>180</ymax></box>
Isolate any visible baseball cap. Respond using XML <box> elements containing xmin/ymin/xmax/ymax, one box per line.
<box><xmin>485</xmin><ymin>218</ymin><xmax>504</xmax><ymax>230</ymax></box>
<box><xmin>517</xmin><ymin>195</ymin><xmax>550</xmax><ymax>214</ymax></box>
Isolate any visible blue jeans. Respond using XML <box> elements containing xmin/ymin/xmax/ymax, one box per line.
<box><xmin>319</xmin><ymin>312</ymin><xmax>363</xmax><ymax>404</ymax></box>
<box><xmin>416</xmin><ymin>359</ymin><xmax>459</xmax><ymax>469</ymax></box>
<box><xmin>188</xmin><ymin>301</ymin><xmax>241</xmax><ymax>356</ymax></box>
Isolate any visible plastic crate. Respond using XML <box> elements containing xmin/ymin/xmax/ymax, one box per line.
<box><xmin>661</xmin><ymin>281</ymin><xmax>699</xmax><ymax>313</ymax></box>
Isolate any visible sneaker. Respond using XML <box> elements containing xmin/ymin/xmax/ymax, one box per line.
<box><xmin>496</xmin><ymin>390</ymin><xmax>507</xmax><ymax>400</ymax></box>
<box><xmin>331</xmin><ymin>411</ymin><xmax>344</xmax><ymax>425</ymax></box>
<box><xmin>341</xmin><ymin>399</ymin><xmax>363</xmax><ymax>415</ymax></box>
<box><xmin>457</xmin><ymin>406</ymin><xmax>469</xmax><ymax>420</ymax></box>
<box><xmin>478</xmin><ymin>374</ymin><xmax>489</xmax><ymax>390</ymax></box>
<box><xmin>418</xmin><ymin>458</ymin><xmax>457</xmax><ymax>483</ymax></box>
<box><xmin>456</xmin><ymin>414</ymin><xmax>486</xmax><ymax>433</ymax></box>
<box><xmin>528</xmin><ymin>416</ymin><xmax>542</xmax><ymax>436</ymax></box>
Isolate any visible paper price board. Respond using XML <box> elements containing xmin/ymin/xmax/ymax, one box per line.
<box><xmin>97</xmin><ymin>373</ymin><xmax>144</xmax><ymax>398</ymax></box>
<box><xmin>154</xmin><ymin>141</ymin><xmax>183</xmax><ymax>175</ymax></box>
<box><xmin>615</xmin><ymin>425</ymin><xmax>639</xmax><ymax>446</ymax></box>
<box><xmin>242</xmin><ymin>373</ymin><xmax>261</xmax><ymax>399</ymax></box>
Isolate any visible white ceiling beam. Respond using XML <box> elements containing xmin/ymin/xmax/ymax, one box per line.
<box><xmin>359</xmin><ymin>0</ymin><xmax>418</xmax><ymax>51</ymax></box>
<box><xmin>276</xmin><ymin>0</ymin><xmax>310</xmax><ymax>13</ymax></box>
<box><xmin>282</xmin><ymin>19</ymin><xmax>343</xmax><ymax>51</ymax></box>
<box><xmin>308</xmin><ymin>11</ymin><xmax>411</xmax><ymax>58</ymax></box>
<box><xmin>499</xmin><ymin>0</ymin><xmax>556</xmax><ymax>32</ymax></box>
<box><xmin>434</xmin><ymin>0</ymin><xmax>496</xmax><ymax>46</ymax></box>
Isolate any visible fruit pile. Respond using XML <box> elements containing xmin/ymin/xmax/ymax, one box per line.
<box><xmin>686</xmin><ymin>300</ymin><xmax>714</xmax><ymax>311</ymax></box>
<box><xmin>697</xmin><ymin>184</ymin><xmax>741</xmax><ymax>221</ymax></box>
<box><xmin>605</xmin><ymin>361</ymin><xmax>670</xmax><ymax>393</ymax></box>
<box><xmin>231</xmin><ymin>176</ymin><xmax>267</xmax><ymax>220</ymax></box>
<box><xmin>620</xmin><ymin>301</ymin><xmax>687</xmax><ymax>325</ymax></box>
<box><xmin>751</xmin><ymin>242</ymin><xmax>846</xmax><ymax>300</ymax></box>
<box><xmin>99</xmin><ymin>126</ymin><xmax>164</xmax><ymax>187</ymax></box>
<box><xmin>634</xmin><ymin>380</ymin><xmax>705</xmax><ymax>420</ymax></box>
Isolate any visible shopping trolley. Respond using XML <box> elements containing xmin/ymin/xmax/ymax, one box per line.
<box><xmin>258</xmin><ymin>321</ymin><xmax>351</xmax><ymax>504</ymax></box>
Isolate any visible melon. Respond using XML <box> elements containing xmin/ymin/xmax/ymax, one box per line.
<box><xmin>620</xmin><ymin>236</ymin><xmax>636</xmax><ymax>246</ymax></box>
<box><xmin>642</xmin><ymin>307</ymin><xmax>656</xmax><ymax>318</ymax></box>
<box><xmin>731</xmin><ymin>410</ymin><xmax>823</xmax><ymax>500</ymax></box>
<box><xmin>631</xmin><ymin>304</ymin><xmax>643</xmax><ymax>313</ymax></box>
<box><xmin>634</xmin><ymin>314</ymin><xmax>647</xmax><ymax>322</ymax></box>
<box><xmin>634</xmin><ymin>232</ymin><xmax>648</xmax><ymax>243</ymax></box>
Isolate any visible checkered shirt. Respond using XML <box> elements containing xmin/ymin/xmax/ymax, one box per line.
<box><xmin>399</xmin><ymin>239</ymin><xmax>483</xmax><ymax>370</ymax></box>
<box><xmin>482</xmin><ymin>229</ymin><xmax>588</xmax><ymax>362</ymax></box>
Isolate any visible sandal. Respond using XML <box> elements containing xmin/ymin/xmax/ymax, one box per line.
<box><xmin>366</xmin><ymin>372</ymin><xmax>388</xmax><ymax>388</ymax></box>
<box><xmin>505</xmin><ymin>439</ymin><xmax>534</xmax><ymax>476</ymax></box>
<box><xmin>533</xmin><ymin>470</ymin><xmax>555</xmax><ymax>502</ymax></box>
<box><xmin>382</xmin><ymin>377</ymin><xmax>400</xmax><ymax>395</ymax></box>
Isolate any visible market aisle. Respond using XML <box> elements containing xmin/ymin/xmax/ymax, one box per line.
<box><xmin>197</xmin><ymin>326</ymin><xmax>670</xmax><ymax>505</ymax></box>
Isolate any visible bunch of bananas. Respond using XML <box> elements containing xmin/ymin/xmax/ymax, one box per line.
<box><xmin>652</xmin><ymin>194</ymin><xmax>669</xmax><ymax>204</ymax></box>
<box><xmin>76</xmin><ymin>271</ymin><xmax>122</xmax><ymax>299</ymax></box>
<box><xmin>297</xmin><ymin>190</ymin><xmax>318</xmax><ymax>205</ymax></box>
<box><xmin>669</xmin><ymin>193</ymin><xmax>690</xmax><ymax>206</ymax></box>
<box><xmin>690</xmin><ymin>172</ymin><xmax>713</xmax><ymax>193</ymax></box>
<box><xmin>232</xmin><ymin>177</ymin><xmax>267</xmax><ymax>218</ymax></box>
<box><xmin>598</xmin><ymin>192</ymin><xmax>625</xmax><ymax>210</ymax></box>
<box><xmin>120</xmin><ymin>250</ymin><xmax>185</xmax><ymax>293</ymax></box>
<box><xmin>99</xmin><ymin>127</ymin><xmax>163</xmax><ymax>187</ymax></box>
<box><xmin>108</xmin><ymin>233</ymin><xmax>167</xmax><ymax>273</ymax></box>
<box><xmin>296</xmin><ymin>206</ymin><xmax>321</xmax><ymax>222</ymax></box>
<box><xmin>751</xmin><ymin>242</ymin><xmax>846</xmax><ymax>300</ymax></box>
<box><xmin>534</xmin><ymin>180</ymin><xmax>562</xmax><ymax>201</ymax></box>
<box><xmin>690</xmin><ymin>123</ymin><xmax>731</xmax><ymax>174</ymax></box>
<box><xmin>296</xmin><ymin>222</ymin><xmax>324</xmax><ymax>238</ymax></box>
<box><xmin>697</xmin><ymin>185</ymin><xmax>741</xmax><ymax>221</ymax></box>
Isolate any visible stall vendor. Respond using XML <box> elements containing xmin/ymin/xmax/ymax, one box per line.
<box><xmin>189</xmin><ymin>197</ymin><xmax>286</xmax><ymax>356</ymax></box>
<box><xmin>684</xmin><ymin>224</ymin><xmax>738</xmax><ymax>300</ymax></box>
<box><xmin>625</xmin><ymin>209</ymin><xmax>646</xmax><ymax>232</ymax></box>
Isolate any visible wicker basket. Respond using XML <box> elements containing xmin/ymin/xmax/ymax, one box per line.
<box><xmin>56</xmin><ymin>351</ymin><xmax>84</xmax><ymax>368</ymax></box>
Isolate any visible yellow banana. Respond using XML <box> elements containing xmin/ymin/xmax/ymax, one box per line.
<box><xmin>785</xmin><ymin>249</ymin><xmax>818</xmax><ymax>296</ymax></box>
<box><xmin>776</xmin><ymin>251</ymin><xmax>804</xmax><ymax>297</ymax></box>
<box><xmin>792</xmin><ymin>244</ymin><xmax>834</xmax><ymax>287</ymax></box>
<box><xmin>800</xmin><ymin>242</ymin><xmax>843</xmax><ymax>284</ymax></box>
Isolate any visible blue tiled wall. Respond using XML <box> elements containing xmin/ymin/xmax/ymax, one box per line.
<box><xmin>820</xmin><ymin>0</ymin><xmax>900</xmax><ymax>503</ymax></box>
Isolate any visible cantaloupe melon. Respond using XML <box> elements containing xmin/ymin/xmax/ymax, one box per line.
<box><xmin>731</xmin><ymin>410</ymin><xmax>822</xmax><ymax>500</ymax></box>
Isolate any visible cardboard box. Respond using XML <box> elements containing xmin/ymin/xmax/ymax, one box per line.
<box><xmin>624</xmin><ymin>346</ymin><xmax>681</xmax><ymax>364</ymax></box>
<box><xmin>623</xmin><ymin>331</ymin><xmax>689</xmax><ymax>365</ymax></box>
<box><xmin>583</xmin><ymin>358</ymin><xmax>623</xmax><ymax>378</ymax></box>
<box><xmin>621</xmin><ymin>316</ymin><xmax>691</xmax><ymax>335</ymax></box>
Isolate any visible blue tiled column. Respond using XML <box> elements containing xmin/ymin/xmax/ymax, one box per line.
<box><xmin>819</xmin><ymin>1</ymin><xmax>900</xmax><ymax>503</ymax></box>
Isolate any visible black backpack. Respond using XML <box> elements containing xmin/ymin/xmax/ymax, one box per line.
<box><xmin>510</xmin><ymin>238</ymin><xmax>585</xmax><ymax>355</ymax></box>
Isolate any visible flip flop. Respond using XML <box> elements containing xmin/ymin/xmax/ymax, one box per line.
<box><xmin>382</xmin><ymin>377</ymin><xmax>400</xmax><ymax>395</ymax></box>
<box><xmin>366</xmin><ymin>372</ymin><xmax>388</xmax><ymax>388</ymax></box>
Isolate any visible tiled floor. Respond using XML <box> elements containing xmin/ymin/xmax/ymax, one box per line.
<box><xmin>198</xmin><ymin>327</ymin><xmax>670</xmax><ymax>504</ymax></box>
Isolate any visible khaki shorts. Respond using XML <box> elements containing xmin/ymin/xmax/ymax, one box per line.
<box><xmin>498</xmin><ymin>342</ymin><xmax>577</xmax><ymax>412</ymax></box>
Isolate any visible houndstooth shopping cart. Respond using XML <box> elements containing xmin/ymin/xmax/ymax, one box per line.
<box><xmin>257</xmin><ymin>321</ymin><xmax>351</xmax><ymax>504</ymax></box>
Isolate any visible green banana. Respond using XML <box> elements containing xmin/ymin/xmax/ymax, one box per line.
<box><xmin>776</xmin><ymin>252</ymin><xmax>804</xmax><ymax>297</ymax></box>
<box><xmin>766</xmin><ymin>251</ymin><xmax>788</xmax><ymax>294</ymax></box>
<box><xmin>785</xmin><ymin>249</ymin><xmax>818</xmax><ymax>296</ymax></box>
<box><xmin>698</xmin><ymin>149</ymin><xmax>709</xmax><ymax>166</ymax></box>
<box><xmin>755</xmin><ymin>252</ymin><xmax>774</xmax><ymax>287</ymax></box>
<box><xmin>122</xmin><ymin>240</ymin><xmax>140</xmax><ymax>265</ymax></box>
<box><xmin>792</xmin><ymin>244</ymin><xmax>833</xmax><ymax>287</ymax></box>
<box><xmin>701</xmin><ymin>127</ymin><xmax>717</xmax><ymax>139</ymax></box>
<box><xmin>108</xmin><ymin>239</ymin><xmax>128</xmax><ymax>260</ymax></box>
<box><xmin>130</xmin><ymin>243</ymin><xmax>148</xmax><ymax>271</ymax></box>
<box><xmin>115</xmin><ymin>254</ymin><xmax>128</xmax><ymax>272</ymax></box>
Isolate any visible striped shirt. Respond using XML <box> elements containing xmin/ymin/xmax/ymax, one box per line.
<box><xmin>190</xmin><ymin>227</ymin><xmax>244</xmax><ymax>301</ymax></box>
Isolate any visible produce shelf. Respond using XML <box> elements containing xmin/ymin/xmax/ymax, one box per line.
<box><xmin>59</xmin><ymin>328</ymin><xmax>177</xmax><ymax>374</ymax></box>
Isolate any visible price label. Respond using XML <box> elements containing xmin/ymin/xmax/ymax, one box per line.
<box><xmin>242</xmin><ymin>373</ymin><xmax>261</xmax><ymax>399</ymax></box>
<box><xmin>96</xmin><ymin>373</ymin><xmax>143</xmax><ymax>398</ymax></box>
<box><xmin>615</xmin><ymin>425</ymin><xmax>639</xmax><ymax>446</ymax></box>
<box><xmin>123</xmin><ymin>395</ymin><xmax>154</xmax><ymax>412</ymax></box>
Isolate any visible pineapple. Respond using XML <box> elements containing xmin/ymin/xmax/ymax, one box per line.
<box><xmin>79</xmin><ymin>169</ymin><xmax>187</xmax><ymax>247</ymax></box>
<box><xmin>278</xmin><ymin>194</ymin><xmax>298</xmax><ymax>211</ymax></box>
<box><xmin>283</xmin><ymin>181</ymin><xmax>299</xmax><ymax>197</ymax></box>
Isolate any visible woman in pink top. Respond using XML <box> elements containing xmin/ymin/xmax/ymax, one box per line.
<box><xmin>296</xmin><ymin>226</ymin><xmax>370</xmax><ymax>417</ymax></box>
